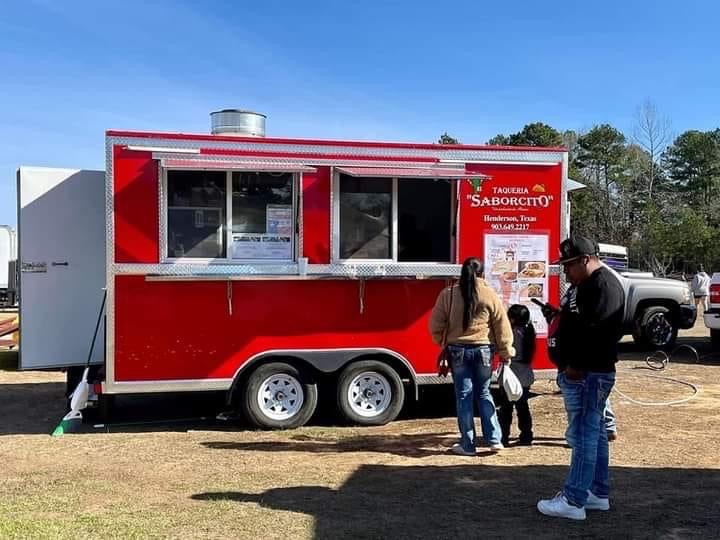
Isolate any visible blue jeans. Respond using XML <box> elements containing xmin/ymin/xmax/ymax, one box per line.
<box><xmin>558</xmin><ymin>371</ymin><xmax>616</xmax><ymax>506</ymax></box>
<box><xmin>448</xmin><ymin>344</ymin><xmax>502</xmax><ymax>451</ymax></box>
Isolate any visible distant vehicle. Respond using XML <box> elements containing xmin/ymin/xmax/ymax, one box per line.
<box><xmin>596</xmin><ymin>244</ymin><xmax>694</xmax><ymax>348</ymax></box>
<box><xmin>703</xmin><ymin>272</ymin><xmax>720</xmax><ymax>347</ymax></box>
<box><xmin>607</xmin><ymin>265</ymin><xmax>696</xmax><ymax>349</ymax></box>
<box><xmin>0</xmin><ymin>225</ymin><xmax>17</xmax><ymax>307</ymax></box>
<box><xmin>598</xmin><ymin>242</ymin><xmax>628</xmax><ymax>271</ymax></box>
<box><xmin>620</xmin><ymin>269</ymin><xmax>655</xmax><ymax>278</ymax></box>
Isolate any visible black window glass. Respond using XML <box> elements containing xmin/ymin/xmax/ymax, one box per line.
<box><xmin>167</xmin><ymin>170</ymin><xmax>226</xmax><ymax>258</ymax></box>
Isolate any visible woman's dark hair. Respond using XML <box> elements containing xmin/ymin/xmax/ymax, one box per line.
<box><xmin>459</xmin><ymin>257</ymin><xmax>484</xmax><ymax>331</ymax></box>
<box><xmin>508</xmin><ymin>304</ymin><xmax>536</xmax><ymax>363</ymax></box>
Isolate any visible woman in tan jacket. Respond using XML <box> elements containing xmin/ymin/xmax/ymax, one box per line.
<box><xmin>430</xmin><ymin>257</ymin><xmax>515</xmax><ymax>456</ymax></box>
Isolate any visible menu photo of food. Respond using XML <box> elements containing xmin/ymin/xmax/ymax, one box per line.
<box><xmin>490</xmin><ymin>259</ymin><xmax>517</xmax><ymax>276</ymax></box>
<box><xmin>519</xmin><ymin>282</ymin><xmax>544</xmax><ymax>300</ymax></box>
<box><xmin>518</xmin><ymin>260</ymin><xmax>546</xmax><ymax>278</ymax></box>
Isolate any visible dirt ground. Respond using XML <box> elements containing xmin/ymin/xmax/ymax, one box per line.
<box><xmin>1</xmin><ymin>318</ymin><xmax>719</xmax><ymax>539</ymax></box>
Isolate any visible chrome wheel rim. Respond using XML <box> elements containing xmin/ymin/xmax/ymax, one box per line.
<box><xmin>257</xmin><ymin>374</ymin><xmax>304</xmax><ymax>420</ymax></box>
<box><xmin>347</xmin><ymin>371</ymin><xmax>392</xmax><ymax>418</ymax></box>
<box><xmin>647</xmin><ymin>312</ymin><xmax>673</xmax><ymax>346</ymax></box>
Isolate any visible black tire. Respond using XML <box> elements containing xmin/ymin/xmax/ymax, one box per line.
<box><xmin>639</xmin><ymin>306</ymin><xmax>678</xmax><ymax>349</ymax></box>
<box><xmin>711</xmin><ymin>329</ymin><xmax>720</xmax><ymax>348</ymax></box>
<box><xmin>242</xmin><ymin>362</ymin><xmax>318</xmax><ymax>429</ymax></box>
<box><xmin>336</xmin><ymin>360</ymin><xmax>405</xmax><ymax>426</ymax></box>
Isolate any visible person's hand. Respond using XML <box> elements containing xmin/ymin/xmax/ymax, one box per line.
<box><xmin>541</xmin><ymin>302</ymin><xmax>559</xmax><ymax>323</ymax></box>
<box><xmin>500</xmin><ymin>357</ymin><xmax>512</xmax><ymax>366</ymax></box>
<box><xmin>564</xmin><ymin>366</ymin><xmax>585</xmax><ymax>381</ymax></box>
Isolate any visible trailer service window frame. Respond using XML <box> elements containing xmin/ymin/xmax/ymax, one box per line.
<box><xmin>331</xmin><ymin>168</ymin><xmax>484</xmax><ymax>264</ymax></box>
<box><xmin>161</xmin><ymin>167</ymin><xmax>299</xmax><ymax>263</ymax></box>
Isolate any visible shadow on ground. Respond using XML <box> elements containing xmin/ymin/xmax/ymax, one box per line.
<box><xmin>192</xmin><ymin>463</ymin><xmax>719</xmax><ymax>539</ymax></box>
<box><xmin>201</xmin><ymin>431</ymin><xmax>567</xmax><ymax>458</ymax></box>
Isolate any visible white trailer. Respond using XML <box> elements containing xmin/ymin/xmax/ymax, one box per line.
<box><xmin>0</xmin><ymin>225</ymin><xmax>17</xmax><ymax>306</ymax></box>
<box><xmin>16</xmin><ymin>167</ymin><xmax>106</xmax><ymax>372</ymax></box>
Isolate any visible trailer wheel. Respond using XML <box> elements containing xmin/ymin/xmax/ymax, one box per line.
<box><xmin>638</xmin><ymin>306</ymin><xmax>678</xmax><ymax>349</ymax></box>
<box><xmin>336</xmin><ymin>361</ymin><xmax>404</xmax><ymax>426</ymax></box>
<box><xmin>242</xmin><ymin>362</ymin><xmax>318</xmax><ymax>429</ymax></box>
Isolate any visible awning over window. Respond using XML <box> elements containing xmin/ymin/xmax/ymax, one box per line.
<box><xmin>161</xmin><ymin>158</ymin><xmax>316</xmax><ymax>173</ymax></box>
<box><xmin>335</xmin><ymin>166</ymin><xmax>489</xmax><ymax>179</ymax></box>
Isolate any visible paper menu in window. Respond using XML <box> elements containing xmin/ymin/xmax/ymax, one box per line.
<box><xmin>232</xmin><ymin>233</ymin><xmax>291</xmax><ymax>260</ymax></box>
<box><xmin>266</xmin><ymin>205</ymin><xmax>293</xmax><ymax>236</ymax></box>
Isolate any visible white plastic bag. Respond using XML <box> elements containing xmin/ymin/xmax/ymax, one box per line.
<box><xmin>500</xmin><ymin>365</ymin><xmax>523</xmax><ymax>402</ymax></box>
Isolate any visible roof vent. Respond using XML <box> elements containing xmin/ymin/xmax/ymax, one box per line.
<box><xmin>210</xmin><ymin>109</ymin><xmax>266</xmax><ymax>137</ymax></box>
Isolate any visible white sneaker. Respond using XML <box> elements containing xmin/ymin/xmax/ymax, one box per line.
<box><xmin>450</xmin><ymin>443</ymin><xmax>476</xmax><ymax>456</ymax></box>
<box><xmin>488</xmin><ymin>442</ymin><xmax>504</xmax><ymax>453</ymax></box>
<box><xmin>585</xmin><ymin>490</ymin><xmax>610</xmax><ymax>511</ymax></box>
<box><xmin>537</xmin><ymin>492</ymin><xmax>586</xmax><ymax>520</ymax></box>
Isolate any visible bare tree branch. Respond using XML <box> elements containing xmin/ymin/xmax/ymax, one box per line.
<box><xmin>633</xmin><ymin>99</ymin><xmax>672</xmax><ymax>200</ymax></box>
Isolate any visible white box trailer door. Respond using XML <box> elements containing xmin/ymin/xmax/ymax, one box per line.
<box><xmin>18</xmin><ymin>167</ymin><xmax>106</xmax><ymax>370</ymax></box>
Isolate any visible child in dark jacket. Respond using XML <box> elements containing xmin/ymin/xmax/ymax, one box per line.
<box><xmin>497</xmin><ymin>304</ymin><xmax>536</xmax><ymax>446</ymax></box>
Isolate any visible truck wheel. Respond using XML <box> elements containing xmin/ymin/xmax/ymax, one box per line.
<box><xmin>336</xmin><ymin>361</ymin><xmax>404</xmax><ymax>426</ymax></box>
<box><xmin>711</xmin><ymin>329</ymin><xmax>720</xmax><ymax>348</ymax></box>
<box><xmin>639</xmin><ymin>306</ymin><xmax>678</xmax><ymax>349</ymax></box>
<box><xmin>242</xmin><ymin>362</ymin><xmax>318</xmax><ymax>429</ymax></box>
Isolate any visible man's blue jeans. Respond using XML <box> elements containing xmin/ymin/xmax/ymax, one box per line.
<box><xmin>558</xmin><ymin>371</ymin><xmax>616</xmax><ymax>507</ymax></box>
<box><xmin>448</xmin><ymin>344</ymin><xmax>503</xmax><ymax>452</ymax></box>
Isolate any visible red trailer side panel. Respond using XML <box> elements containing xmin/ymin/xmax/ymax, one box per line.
<box><xmin>113</xmin><ymin>147</ymin><xmax>159</xmax><ymax>263</ymax></box>
<box><xmin>459</xmin><ymin>163</ymin><xmax>563</xmax><ymax>370</ymax></box>
<box><xmin>114</xmin><ymin>275</ymin><xmax>447</xmax><ymax>381</ymax></box>
<box><xmin>302</xmin><ymin>167</ymin><xmax>331</xmax><ymax>264</ymax></box>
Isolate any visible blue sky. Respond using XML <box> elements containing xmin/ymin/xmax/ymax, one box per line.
<box><xmin>1</xmin><ymin>0</ymin><xmax>719</xmax><ymax>227</ymax></box>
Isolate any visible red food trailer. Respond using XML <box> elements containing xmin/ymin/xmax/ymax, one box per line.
<box><xmin>22</xmin><ymin>111</ymin><xmax>571</xmax><ymax>429</ymax></box>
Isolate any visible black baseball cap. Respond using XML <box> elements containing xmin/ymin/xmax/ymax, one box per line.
<box><xmin>551</xmin><ymin>235</ymin><xmax>599</xmax><ymax>265</ymax></box>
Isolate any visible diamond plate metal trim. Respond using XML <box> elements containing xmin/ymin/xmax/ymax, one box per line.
<box><xmin>105</xmin><ymin>137</ymin><xmax>116</xmax><ymax>387</ymax></box>
<box><xmin>298</xmin><ymin>174</ymin><xmax>303</xmax><ymax>259</ymax></box>
<box><xmin>416</xmin><ymin>375</ymin><xmax>454</xmax><ymax>385</ymax></box>
<box><xmin>156</xmin><ymin>153</ymin><xmax>451</xmax><ymax>169</ymax></box>
<box><xmin>158</xmin><ymin>165</ymin><xmax>166</xmax><ymax>261</ymax></box>
<box><xmin>113</xmin><ymin>263</ymin><xmax>299</xmax><ymax>275</ymax></box>
<box><xmin>559</xmin><ymin>152</ymin><xmax>570</xmax><ymax>297</ymax></box>
<box><xmin>160</xmin><ymin>157</ymin><xmax>316</xmax><ymax>172</ymax></box>
<box><xmin>308</xmin><ymin>264</ymin><xmax>461</xmax><ymax>277</ymax></box>
<box><xmin>329</xmin><ymin>167</ymin><xmax>335</xmax><ymax>261</ymax></box>
<box><xmin>103</xmin><ymin>378</ymin><xmax>233</xmax><ymax>394</ymax></box>
<box><xmin>109</xmin><ymin>136</ymin><xmax>565</xmax><ymax>164</ymax></box>
<box><xmin>111</xmin><ymin>262</ymin><xmax>461</xmax><ymax>278</ymax></box>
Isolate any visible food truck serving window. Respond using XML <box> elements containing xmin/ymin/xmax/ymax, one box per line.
<box><xmin>165</xmin><ymin>169</ymin><xmax>296</xmax><ymax>261</ymax></box>
<box><xmin>231</xmin><ymin>172</ymin><xmax>293</xmax><ymax>260</ymax></box>
<box><xmin>167</xmin><ymin>170</ymin><xmax>227</xmax><ymax>258</ymax></box>
<box><xmin>336</xmin><ymin>172</ymin><xmax>453</xmax><ymax>263</ymax></box>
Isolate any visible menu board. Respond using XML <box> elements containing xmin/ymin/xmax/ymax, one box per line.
<box><xmin>484</xmin><ymin>233</ymin><xmax>549</xmax><ymax>335</ymax></box>
<box><xmin>232</xmin><ymin>233</ymin><xmax>292</xmax><ymax>259</ymax></box>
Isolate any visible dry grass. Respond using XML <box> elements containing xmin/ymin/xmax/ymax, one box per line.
<box><xmin>1</xmin><ymin>323</ymin><xmax>719</xmax><ymax>539</ymax></box>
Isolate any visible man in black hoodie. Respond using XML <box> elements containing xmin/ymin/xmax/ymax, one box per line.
<box><xmin>537</xmin><ymin>235</ymin><xmax>625</xmax><ymax>521</ymax></box>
